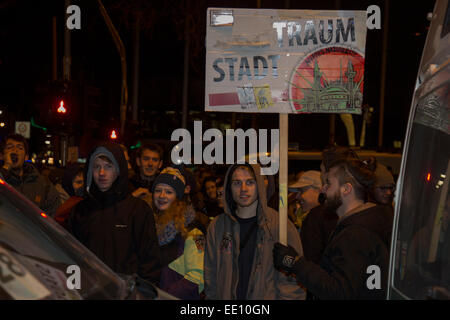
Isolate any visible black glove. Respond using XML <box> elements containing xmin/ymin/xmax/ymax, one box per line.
<box><xmin>273</xmin><ymin>242</ymin><xmax>301</xmax><ymax>275</ymax></box>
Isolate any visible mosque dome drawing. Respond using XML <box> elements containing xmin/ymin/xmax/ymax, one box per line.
<box><xmin>289</xmin><ymin>47</ymin><xmax>365</xmax><ymax>114</ymax></box>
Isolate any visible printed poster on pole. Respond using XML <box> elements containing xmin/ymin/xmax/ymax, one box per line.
<box><xmin>205</xmin><ymin>8</ymin><xmax>367</xmax><ymax>114</ymax></box>
<box><xmin>204</xmin><ymin>8</ymin><xmax>368</xmax><ymax>244</ymax></box>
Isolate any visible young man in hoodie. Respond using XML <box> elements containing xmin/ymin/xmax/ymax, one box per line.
<box><xmin>273</xmin><ymin>158</ymin><xmax>393</xmax><ymax>300</ymax></box>
<box><xmin>67</xmin><ymin>142</ymin><xmax>162</xmax><ymax>285</ymax></box>
<box><xmin>204</xmin><ymin>163</ymin><xmax>305</xmax><ymax>300</ymax></box>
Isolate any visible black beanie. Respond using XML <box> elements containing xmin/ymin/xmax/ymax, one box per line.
<box><xmin>152</xmin><ymin>167</ymin><xmax>186</xmax><ymax>199</ymax></box>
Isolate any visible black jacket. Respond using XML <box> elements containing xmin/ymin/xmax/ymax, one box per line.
<box><xmin>67</xmin><ymin>142</ymin><xmax>162</xmax><ymax>284</ymax></box>
<box><xmin>300</xmin><ymin>205</ymin><xmax>338</xmax><ymax>264</ymax></box>
<box><xmin>0</xmin><ymin>162</ymin><xmax>61</xmax><ymax>216</ymax></box>
<box><xmin>129</xmin><ymin>173</ymin><xmax>156</xmax><ymax>193</ymax></box>
<box><xmin>295</xmin><ymin>203</ymin><xmax>393</xmax><ymax>300</ymax></box>
<box><xmin>201</xmin><ymin>198</ymin><xmax>223</xmax><ymax>219</ymax></box>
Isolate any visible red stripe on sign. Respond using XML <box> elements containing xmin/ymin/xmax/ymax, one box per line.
<box><xmin>209</xmin><ymin>93</ymin><xmax>240</xmax><ymax>106</ymax></box>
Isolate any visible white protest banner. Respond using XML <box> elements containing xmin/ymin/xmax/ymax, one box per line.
<box><xmin>205</xmin><ymin>8</ymin><xmax>367</xmax><ymax>245</ymax></box>
<box><xmin>206</xmin><ymin>8</ymin><xmax>367</xmax><ymax>114</ymax></box>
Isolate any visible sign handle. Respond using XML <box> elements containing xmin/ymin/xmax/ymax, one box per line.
<box><xmin>279</xmin><ymin>113</ymin><xmax>288</xmax><ymax>245</ymax></box>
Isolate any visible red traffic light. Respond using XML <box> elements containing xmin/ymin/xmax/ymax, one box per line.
<box><xmin>57</xmin><ymin>100</ymin><xmax>67</xmax><ymax>114</ymax></box>
<box><xmin>110</xmin><ymin>130</ymin><xmax>118</xmax><ymax>139</ymax></box>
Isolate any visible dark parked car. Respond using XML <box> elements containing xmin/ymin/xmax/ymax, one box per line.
<box><xmin>0</xmin><ymin>175</ymin><xmax>175</xmax><ymax>300</ymax></box>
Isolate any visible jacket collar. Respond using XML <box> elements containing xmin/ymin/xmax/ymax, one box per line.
<box><xmin>7</xmin><ymin>162</ymin><xmax>39</xmax><ymax>184</ymax></box>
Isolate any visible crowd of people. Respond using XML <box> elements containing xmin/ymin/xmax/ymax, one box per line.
<box><xmin>0</xmin><ymin>132</ymin><xmax>397</xmax><ymax>300</ymax></box>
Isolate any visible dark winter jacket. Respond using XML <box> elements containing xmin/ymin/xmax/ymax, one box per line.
<box><xmin>0</xmin><ymin>162</ymin><xmax>61</xmax><ymax>217</ymax></box>
<box><xmin>295</xmin><ymin>203</ymin><xmax>394</xmax><ymax>300</ymax></box>
<box><xmin>300</xmin><ymin>205</ymin><xmax>339</xmax><ymax>264</ymax></box>
<box><xmin>129</xmin><ymin>173</ymin><xmax>157</xmax><ymax>193</ymax></box>
<box><xmin>201</xmin><ymin>198</ymin><xmax>223</xmax><ymax>219</ymax></box>
<box><xmin>67</xmin><ymin>142</ymin><xmax>162</xmax><ymax>284</ymax></box>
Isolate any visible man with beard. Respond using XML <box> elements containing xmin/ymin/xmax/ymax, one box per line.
<box><xmin>299</xmin><ymin>147</ymin><xmax>354</xmax><ymax>266</ymax></box>
<box><xmin>273</xmin><ymin>158</ymin><xmax>393</xmax><ymax>299</ymax></box>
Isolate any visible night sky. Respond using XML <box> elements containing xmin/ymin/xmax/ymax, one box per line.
<box><xmin>0</xmin><ymin>0</ymin><xmax>436</xmax><ymax>158</ymax></box>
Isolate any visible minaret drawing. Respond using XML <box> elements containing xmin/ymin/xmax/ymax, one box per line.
<box><xmin>291</xmin><ymin>58</ymin><xmax>363</xmax><ymax>112</ymax></box>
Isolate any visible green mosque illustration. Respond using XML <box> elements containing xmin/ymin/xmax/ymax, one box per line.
<box><xmin>290</xmin><ymin>59</ymin><xmax>363</xmax><ymax>113</ymax></box>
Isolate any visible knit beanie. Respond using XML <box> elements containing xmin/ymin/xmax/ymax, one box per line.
<box><xmin>152</xmin><ymin>167</ymin><xmax>186</xmax><ymax>199</ymax></box>
<box><xmin>374</xmin><ymin>163</ymin><xmax>395</xmax><ymax>187</ymax></box>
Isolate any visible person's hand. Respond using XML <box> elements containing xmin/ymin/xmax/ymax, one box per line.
<box><xmin>273</xmin><ymin>242</ymin><xmax>301</xmax><ymax>275</ymax></box>
<box><xmin>132</xmin><ymin>187</ymin><xmax>151</xmax><ymax>199</ymax></box>
<box><xmin>2</xmin><ymin>152</ymin><xmax>14</xmax><ymax>170</ymax></box>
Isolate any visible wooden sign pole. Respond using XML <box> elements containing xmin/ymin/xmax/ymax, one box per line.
<box><xmin>279</xmin><ymin>113</ymin><xmax>288</xmax><ymax>245</ymax></box>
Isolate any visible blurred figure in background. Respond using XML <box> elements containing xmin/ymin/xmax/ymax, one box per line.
<box><xmin>289</xmin><ymin>171</ymin><xmax>322</xmax><ymax>234</ymax></box>
<box><xmin>54</xmin><ymin>164</ymin><xmax>84</xmax><ymax>227</ymax></box>
<box><xmin>216</xmin><ymin>180</ymin><xmax>225</xmax><ymax>213</ymax></box>
<box><xmin>49</xmin><ymin>167</ymin><xmax>70</xmax><ymax>204</ymax></box>
<box><xmin>370</xmin><ymin>162</ymin><xmax>396</xmax><ymax>206</ymax></box>
<box><xmin>130</xmin><ymin>143</ymin><xmax>164</xmax><ymax>201</ymax></box>
<box><xmin>288</xmin><ymin>171</ymin><xmax>305</xmax><ymax>230</ymax></box>
<box><xmin>200</xmin><ymin>176</ymin><xmax>222</xmax><ymax>220</ymax></box>
<box><xmin>192</xmin><ymin>167</ymin><xmax>214</xmax><ymax>210</ymax></box>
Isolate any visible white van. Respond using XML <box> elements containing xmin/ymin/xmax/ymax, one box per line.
<box><xmin>387</xmin><ymin>0</ymin><xmax>450</xmax><ymax>300</ymax></box>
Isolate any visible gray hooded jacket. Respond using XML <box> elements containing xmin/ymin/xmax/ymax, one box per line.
<box><xmin>204</xmin><ymin>163</ymin><xmax>306</xmax><ymax>300</ymax></box>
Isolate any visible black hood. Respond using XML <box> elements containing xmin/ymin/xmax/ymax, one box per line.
<box><xmin>85</xmin><ymin>142</ymin><xmax>129</xmax><ymax>202</ymax></box>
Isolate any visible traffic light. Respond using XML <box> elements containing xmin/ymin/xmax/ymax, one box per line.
<box><xmin>110</xmin><ymin>129</ymin><xmax>118</xmax><ymax>140</ymax></box>
<box><xmin>57</xmin><ymin>100</ymin><xmax>67</xmax><ymax>114</ymax></box>
<box><xmin>53</xmin><ymin>82</ymin><xmax>70</xmax><ymax>118</ymax></box>
<box><xmin>49</xmin><ymin>81</ymin><xmax>73</xmax><ymax>131</ymax></box>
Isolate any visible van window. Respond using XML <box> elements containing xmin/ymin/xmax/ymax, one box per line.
<box><xmin>392</xmin><ymin>78</ymin><xmax>450</xmax><ymax>299</ymax></box>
